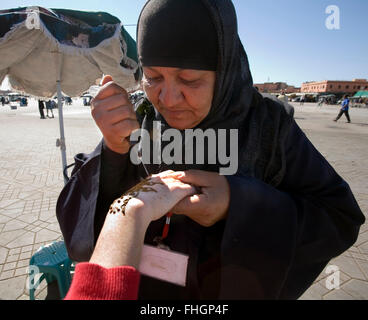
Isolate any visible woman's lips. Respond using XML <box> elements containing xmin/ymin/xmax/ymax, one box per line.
<box><xmin>164</xmin><ymin>109</ymin><xmax>187</xmax><ymax>118</ymax></box>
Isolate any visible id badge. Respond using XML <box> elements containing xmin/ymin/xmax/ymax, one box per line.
<box><xmin>138</xmin><ymin>244</ymin><xmax>189</xmax><ymax>287</ymax></box>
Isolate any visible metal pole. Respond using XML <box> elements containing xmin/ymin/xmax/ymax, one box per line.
<box><xmin>53</xmin><ymin>51</ymin><xmax>68</xmax><ymax>185</ymax></box>
<box><xmin>56</xmin><ymin>80</ymin><xmax>68</xmax><ymax>185</ymax></box>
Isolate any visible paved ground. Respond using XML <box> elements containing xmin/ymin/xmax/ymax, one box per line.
<box><xmin>0</xmin><ymin>99</ymin><xmax>367</xmax><ymax>300</ymax></box>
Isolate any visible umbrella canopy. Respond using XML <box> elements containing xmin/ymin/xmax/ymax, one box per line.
<box><xmin>0</xmin><ymin>7</ymin><xmax>141</xmax><ymax>184</ymax></box>
<box><xmin>354</xmin><ymin>91</ymin><xmax>368</xmax><ymax>98</ymax></box>
<box><xmin>0</xmin><ymin>6</ymin><xmax>140</xmax><ymax>97</ymax></box>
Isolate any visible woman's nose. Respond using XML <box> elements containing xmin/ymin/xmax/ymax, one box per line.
<box><xmin>158</xmin><ymin>83</ymin><xmax>183</xmax><ymax>108</ymax></box>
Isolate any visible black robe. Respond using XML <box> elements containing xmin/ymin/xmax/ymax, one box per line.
<box><xmin>57</xmin><ymin>0</ymin><xmax>365</xmax><ymax>300</ymax></box>
<box><xmin>56</xmin><ymin>119</ymin><xmax>365</xmax><ymax>299</ymax></box>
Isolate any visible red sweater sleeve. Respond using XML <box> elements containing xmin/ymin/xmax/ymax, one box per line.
<box><xmin>64</xmin><ymin>263</ymin><xmax>140</xmax><ymax>300</ymax></box>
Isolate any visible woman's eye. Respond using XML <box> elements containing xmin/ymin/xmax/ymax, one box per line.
<box><xmin>145</xmin><ymin>76</ymin><xmax>162</xmax><ymax>83</ymax></box>
<box><xmin>180</xmin><ymin>78</ymin><xmax>200</xmax><ymax>86</ymax></box>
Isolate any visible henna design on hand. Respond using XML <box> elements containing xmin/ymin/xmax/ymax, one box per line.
<box><xmin>108</xmin><ymin>177</ymin><xmax>164</xmax><ymax>215</ymax></box>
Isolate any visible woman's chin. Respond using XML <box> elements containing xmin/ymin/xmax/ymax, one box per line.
<box><xmin>165</xmin><ymin>117</ymin><xmax>193</xmax><ymax>130</ymax></box>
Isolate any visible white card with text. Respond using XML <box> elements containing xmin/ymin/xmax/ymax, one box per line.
<box><xmin>138</xmin><ymin>244</ymin><xmax>189</xmax><ymax>287</ymax></box>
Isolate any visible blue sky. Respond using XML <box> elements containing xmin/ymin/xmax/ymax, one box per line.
<box><xmin>1</xmin><ymin>0</ymin><xmax>367</xmax><ymax>87</ymax></box>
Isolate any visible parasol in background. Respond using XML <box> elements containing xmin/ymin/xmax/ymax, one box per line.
<box><xmin>0</xmin><ymin>6</ymin><xmax>141</xmax><ymax>184</ymax></box>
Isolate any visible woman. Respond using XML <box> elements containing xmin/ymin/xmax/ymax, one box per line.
<box><xmin>57</xmin><ymin>0</ymin><xmax>364</xmax><ymax>299</ymax></box>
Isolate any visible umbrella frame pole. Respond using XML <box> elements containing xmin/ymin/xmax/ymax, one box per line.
<box><xmin>56</xmin><ymin>80</ymin><xmax>68</xmax><ymax>185</ymax></box>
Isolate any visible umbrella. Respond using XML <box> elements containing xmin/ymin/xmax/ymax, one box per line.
<box><xmin>354</xmin><ymin>91</ymin><xmax>368</xmax><ymax>98</ymax></box>
<box><xmin>0</xmin><ymin>6</ymin><xmax>141</xmax><ymax>184</ymax></box>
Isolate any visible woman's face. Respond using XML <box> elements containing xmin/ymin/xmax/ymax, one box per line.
<box><xmin>142</xmin><ymin>66</ymin><xmax>216</xmax><ymax>130</ymax></box>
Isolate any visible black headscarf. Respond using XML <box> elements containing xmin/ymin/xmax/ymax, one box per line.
<box><xmin>138</xmin><ymin>0</ymin><xmax>218</xmax><ymax>71</ymax></box>
<box><xmin>136</xmin><ymin>0</ymin><xmax>294</xmax><ymax>186</ymax></box>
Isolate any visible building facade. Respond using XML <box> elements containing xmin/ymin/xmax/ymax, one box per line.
<box><xmin>301</xmin><ymin>79</ymin><xmax>368</xmax><ymax>94</ymax></box>
<box><xmin>254</xmin><ymin>82</ymin><xmax>300</xmax><ymax>94</ymax></box>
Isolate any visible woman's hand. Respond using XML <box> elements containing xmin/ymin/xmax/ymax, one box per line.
<box><xmin>89</xmin><ymin>171</ymin><xmax>197</xmax><ymax>269</ymax></box>
<box><xmin>91</xmin><ymin>75</ymin><xmax>140</xmax><ymax>154</ymax></box>
<box><xmin>171</xmin><ymin>170</ymin><xmax>231</xmax><ymax>227</ymax></box>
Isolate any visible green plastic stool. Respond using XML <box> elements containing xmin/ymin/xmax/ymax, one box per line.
<box><xmin>28</xmin><ymin>241</ymin><xmax>74</xmax><ymax>300</ymax></box>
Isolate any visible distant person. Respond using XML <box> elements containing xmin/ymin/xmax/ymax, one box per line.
<box><xmin>334</xmin><ymin>95</ymin><xmax>351</xmax><ymax>123</ymax></box>
<box><xmin>1</xmin><ymin>96</ymin><xmax>5</xmax><ymax>106</ymax></box>
<box><xmin>20</xmin><ymin>97</ymin><xmax>27</xmax><ymax>107</ymax></box>
<box><xmin>83</xmin><ymin>97</ymin><xmax>91</xmax><ymax>106</ymax></box>
<box><xmin>300</xmin><ymin>96</ymin><xmax>305</xmax><ymax>105</ymax></box>
<box><xmin>318</xmin><ymin>97</ymin><xmax>323</xmax><ymax>107</ymax></box>
<box><xmin>46</xmin><ymin>100</ymin><xmax>55</xmax><ymax>118</ymax></box>
<box><xmin>38</xmin><ymin>100</ymin><xmax>46</xmax><ymax>119</ymax></box>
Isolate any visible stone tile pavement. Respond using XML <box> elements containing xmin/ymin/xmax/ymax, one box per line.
<box><xmin>292</xmin><ymin>103</ymin><xmax>368</xmax><ymax>300</ymax></box>
<box><xmin>0</xmin><ymin>100</ymin><xmax>101</xmax><ymax>300</ymax></box>
<box><xmin>0</xmin><ymin>99</ymin><xmax>367</xmax><ymax>300</ymax></box>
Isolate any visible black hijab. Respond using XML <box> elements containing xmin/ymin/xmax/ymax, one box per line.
<box><xmin>138</xmin><ymin>0</ymin><xmax>218</xmax><ymax>71</ymax></box>
<box><xmin>135</xmin><ymin>0</ymin><xmax>294</xmax><ymax>186</ymax></box>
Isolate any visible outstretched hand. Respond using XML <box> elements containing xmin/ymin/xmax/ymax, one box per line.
<box><xmin>110</xmin><ymin>170</ymin><xmax>198</xmax><ymax>224</ymax></box>
<box><xmin>90</xmin><ymin>171</ymin><xmax>197</xmax><ymax>269</ymax></box>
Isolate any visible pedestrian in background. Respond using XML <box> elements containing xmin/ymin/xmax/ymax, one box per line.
<box><xmin>46</xmin><ymin>100</ymin><xmax>55</xmax><ymax>118</ymax></box>
<box><xmin>38</xmin><ymin>100</ymin><xmax>46</xmax><ymax>119</ymax></box>
<box><xmin>334</xmin><ymin>95</ymin><xmax>351</xmax><ymax>123</ymax></box>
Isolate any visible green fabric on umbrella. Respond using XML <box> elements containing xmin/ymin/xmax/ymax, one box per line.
<box><xmin>353</xmin><ymin>91</ymin><xmax>368</xmax><ymax>98</ymax></box>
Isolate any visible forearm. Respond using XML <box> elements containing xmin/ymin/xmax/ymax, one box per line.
<box><xmin>90</xmin><ymin>200</ymin><xmax>149</xmax><ymax>269</ymax></box>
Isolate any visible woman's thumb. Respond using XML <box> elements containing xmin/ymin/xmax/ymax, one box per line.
<box><xmin>100</xmin><ymin>75</ymin><xmax>113</xmax><ymax>86</ymax></box>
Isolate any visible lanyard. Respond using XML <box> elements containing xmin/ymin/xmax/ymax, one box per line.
<box><xmin>161</xmin><ymin>212</ymin><xmax>173</xmax><ymax>240</ymax></box>
<box><xmin>153</xmin><ymin>212</ymin><xmax>173</xmax><ymax>249</ymax></box>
